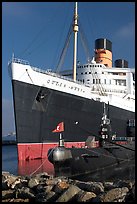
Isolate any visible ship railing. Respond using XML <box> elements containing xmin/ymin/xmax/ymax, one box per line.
<box><xmin>91</xmin><ymin>89</ymin><xmax>127</xmax><ymax>95</ymax></box>
<box><xmin>9</xmin><ymin>58</ymin><xmax>30</xmax><ymax>65</ymax></box>
<box><xmin>10</xmin><ymin>58</ymin><xmax>134</xmax><ymax>96</ymax></box>
<box><xmin>32</xmin><ymin>66</ymin><xmax>134</xmax><ymax>95</ymax></box>
<box><xmin>31</xmin><ymin>66</ymin><xmax>93</xmax><ymax>88</ymax></box>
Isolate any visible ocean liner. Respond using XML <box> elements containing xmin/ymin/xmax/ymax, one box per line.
<box><xmin>8</xmin><ymin>2</ymin><xmax>135</xmax><ymax>161</ymax></box>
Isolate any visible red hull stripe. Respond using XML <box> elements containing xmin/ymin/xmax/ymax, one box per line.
<box><xmin>17</xmin><ymin>141</ymin><xmax>86</xmax><ymax>161</ymax></box>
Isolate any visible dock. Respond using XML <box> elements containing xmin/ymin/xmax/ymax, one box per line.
<box><xmin>2</xmin><ymin>140</ymin><xmax>16</xmax><ymax>145</ymax></box>
<box><xmin>2</xmin><ymin>135</ymin><xmax>16</xmax><ymax>145</ymax></box>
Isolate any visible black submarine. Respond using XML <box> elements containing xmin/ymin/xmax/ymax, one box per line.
<box><xmin>47</xmin><ymin>102</ymin><xmax>135</xmax><ymax>181</ymax></box>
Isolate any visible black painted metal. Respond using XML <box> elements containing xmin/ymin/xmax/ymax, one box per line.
<box><xmin>12</xmin><ymin>80</ymin><xmax>134</xmax><ymax>144</ymax></box>
<box><xmin>49</xmin><ymin>142</ymin><xmax>135</xmax><ymax>180</ymax></box>
<box><xmin>95</xmin><ymin>38</ymin><xmax>112</xmax><ymax>52</ymax></box>
<box><xmin>115</xmin><ymin>59</ymin><xmax>128</xmax><ymax>68</ymax></box>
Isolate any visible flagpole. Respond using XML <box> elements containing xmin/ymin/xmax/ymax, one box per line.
<box><xmin>59</xmin><ymin>132</ymin><xmax>64</xmax><ymax>147</ymax></box>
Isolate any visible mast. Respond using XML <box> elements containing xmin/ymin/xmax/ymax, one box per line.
<box><xmin>73</xmin><ymin>2</ymin><xmax>78</xmax><ymax>81</ymax></box>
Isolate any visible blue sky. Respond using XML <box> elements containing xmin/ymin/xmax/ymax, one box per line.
<box><xmin>2</xmin><ymin>2</ymin><xmax>135</xmax><ymax>136</ymax></box>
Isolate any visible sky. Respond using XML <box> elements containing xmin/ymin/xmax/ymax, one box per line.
<box><xmin>2</xmin><ymin>2</ymin><xmax>135</xmax><ymax>136</ymax></box>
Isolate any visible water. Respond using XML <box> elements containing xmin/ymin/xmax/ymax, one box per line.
<box><xmin>2</xmin><ymin>145</ymin><xmax>54</xmax><ymax>176</ymax></box>
<box><xmin>2</xmin><ymin>135</ymin><xmax>16</xmax><ymax>142</ymax></box>
<box><xmin>2</xmin><ymin>145</ymin><xmax>18</xmax><ymax>175</ymax></box>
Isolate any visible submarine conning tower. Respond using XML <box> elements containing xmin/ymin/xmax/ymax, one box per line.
<box><xmin>95</xmin><ymin>38</ymin><xmax>112</xmax><ymax>67</ymax></box>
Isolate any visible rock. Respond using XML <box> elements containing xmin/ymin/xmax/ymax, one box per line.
<box><xmin>74</xmin><ymin>180</ymin><xmax>104</xmax><ymax>195</ymax></box>
<box><xmin>45</xmin><ymin>176</ymin><xmax>69</xmax><ymax>186</ymax></box>
<box><xmin>10</xmin><ymin>178</ymin><xmax>21</xmax><ymax>189</ymax></box>
<box><xmin>2</xmin><ymin>179</ymin><xmax>9</xmax><ymax>190</ymax></box>
<box><xmin>125</xmin><ymin>183</ymin><xmax>135</xmax><ymax>202</ymax></box>
<box><xmin>15</xmin><ymin>187</ymin><xmax>35</xmax><ymax>199</ymax></box>
<box><xmin>52</xmin><ymin>180</ymin><xmax>70</xmax><ymax>194</ymax></box>
<box><xmin>2</xmin><ymin>173</ymin><xmax>19</xmax><ymax>190</ymax></box>
<box><xmin>28</xmin><ymin>178</ymin><xmax>40</xmax><ymax>188</ymax></box>
<box><xmin>90</xmin><ymin>182</ymin><xmax>104</xmax><ymax>195</ymax></box>
<box><xmin>73</xmin><ymin>180</ymin><xmax>92</xmax><ymax>191</ymax></box>
<box><xmin>77</xmin><ymin>191</ymin><xmax>97</xmax><ymax>202</ymax></box>
<box><xmin>45</xmin><ymin>178</ymin><xmax>59</xmax><ymax>186</ymax></box>
<box><xmin>35</xmin><ymin>191</ymin><xmax>59</xmax><ymax>202</ymax></box>
<box><xmin>89</xmin><ymin>196</ymin><xmax>102</xmax><ymax>202</ymax></box>
<box><xmin>2</xmin><ymin>171</ymin><xmax>10</xmax><ymax>174</ymax></box>
<box><xmin>103</xmin><ymin>181</ymin><xmax>114</xmax><ymax>191</ymax></box>
<box><xmin>2</xmin><ymin>198</ymin><xmax>30</xmax><ymax>202</ymax></box>
<box><xmin>2</xmin><ymin>189</ymin><xmax>16</xmax><ymax>200</ymax></box>
<box><xmin>100</xmin><ymin>187</ymin><xmax>129</xmax><ymax>202</ymax></box>
<box><xmin>2</xmin><ymin>172</ymin><xmax>135</xmax><ymax>202</ymax></box>
<box><xmin>44</xmin><ymin>185</ymin><xmax>54</xmax><ymax>193</ymax></box>
<box><xmin>34</xmin><ymin>172</ymin><xmax>50</xmax><ymax>179</ymax></box>
<box><xmin>35</xmin><ymin>192</ymin><xmax>48</xmax><ymax>202</ymax></box>
<box><xmin>11</xmin><ymin>178</ymin><xmax>28</xmax><ymax>190</ymax></box>
<box><xmin>35</xmin><ymin>184</ymin><xmax>45</xmax><ymax>193</ymax></box>
<box><xmin>114</xmin><ymin>179</ymin><xmax>134</xmax><ymax>189</ymax></box>
<box><xmin>43</xmin><ymin>191</ymin><xmax>59</xmax><ymax>202</ymax></box>
<box><xmin>56</xmin><ymin>184</ymin><xmax>81</xmax><ymax>202</ymax></box>
<box><xmin>27</xmin><ymin>172</ymin><xmax>50</xmax><ymax>186</ymax></box>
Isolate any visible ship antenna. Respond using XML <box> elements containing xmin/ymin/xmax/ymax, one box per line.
<box><xmin>12</xmin><ymin>53</ymin><xmax>14</xmax><ymax>60</ymax></box>
<box><xmin>73</xmin><ymin>2</ymin><xmax>78</xmax><ymax>81</ymax></box>
<box><xmin>102</xmin><ymin>102</ymin><xmax>110</xmax><ymax>125</ymax></box>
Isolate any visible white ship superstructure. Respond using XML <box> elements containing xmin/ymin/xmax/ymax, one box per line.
<box><xmin>9</xmin><ymin>57</ymin><xmax>135</xmax><ymax>113</ymax></box>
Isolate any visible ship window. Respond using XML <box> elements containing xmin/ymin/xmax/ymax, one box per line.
<box><xmin>81</xmin><ymin>73</ymin><xmax>83</xmax><ymax>75</ymax></box>
<box><xmin>93</xmin><ymin>79</ymin><xmax>95</xmax><ymax>84</ymax></box>
<box><xmin>95</xmin><ymin>72</ymin><xmax>97</xmax><ymax>74</ymax></box>
<box><xmin>127</xmin><ymin>119</ymin><xmax>135</xmax><ymax>127</ymax></box>
<box><xmin>89</xmin><ymin>72</ymin><xmax>91</xmax><ymax>74</ymax></box>
<box><xmin>85</xmin><ymin>72</ymin><xmax>87</xmax><ymax>74</ymax></box>
<box><xmin>104</xmin><ymin>79</ymin><xmax>106</xmax><ymax>84</ymax></box>
<box><xmin>102</xmin><ymin>72</ymin><xmax>104</xmax><ymax>74</ymax></box>
<box><xmin>83</xmin><ymin>79</ymin><xmax>84</xmax><ymax>83</ymax></box>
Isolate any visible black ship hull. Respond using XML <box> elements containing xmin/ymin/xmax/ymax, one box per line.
<box><xmin>12</xmin><ymin>80</ymin><xmax>135</xmax><ymax>160</ymax></box>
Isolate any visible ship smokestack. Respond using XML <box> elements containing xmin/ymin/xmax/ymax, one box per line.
<box><xmin>95</xmin><ymin>38</ymin><xmax>112</xmax><ymax>67</ymax></box>
<box><xmin>115</xmin><ymin>59</ymin><xmax>128</xmax><ymax>68</ymax></box>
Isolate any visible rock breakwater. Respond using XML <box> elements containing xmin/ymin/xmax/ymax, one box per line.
<box><xmin>2</xmin><ymin>171</ymin><xmax>135</xmax><ymax>202</ymax></box>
